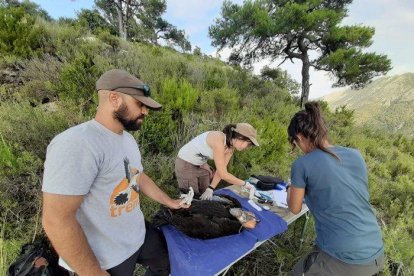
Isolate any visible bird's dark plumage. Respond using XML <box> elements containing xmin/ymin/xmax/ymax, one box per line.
<box><xmin>153</xmin><ymin>195</ymin><xmax>244</xmax><ymax>239</ymax></box>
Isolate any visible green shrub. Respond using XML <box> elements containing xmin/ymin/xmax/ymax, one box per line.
<box><xmin>203</xmin><ymin>66</ymin><xmax>227</xmax><ymax>90</ymax></box>
<box><xmin>43</xmin><ymin>21</ymin><xmax>84</xmax><ymax>61</ymax></box>
<box><xmin>77</xmin><ymin>9</ymin><xmax>117</xmax><ymax>36</ymax></box>
<box><xmin>158</xmin><ymin>78</ymin><xmax>199</xmax><ymax>113</ymax></box>
<box><xmin>230</xmin><ymin>115</ymin><xmax>293</xmax><ymax>179</ymax></box>
<box><xmin>0</xmin><ymin>7</ymin><xmax>49</xmax><ymax>58</ymax></box>
<box><xmin>15</xmin><ymin>80</ymin><xmax>56</xmax><ymax>104</ymax></box>
<box><xmin>13</xmin><ymin>56</ymin><xmax>61</xmax><ymax>103</ymax></box>
<box><xmin>0</xmin><ymin>101</ymin><xmax>86</xmax><ymax>158</ymax></box>
<box><xmin>0</xmin><ymin>137</ymin><xmax>19</xmax><ymax>175</ymax></box>
<box><xmin>56</xmin><ymin>54</ymin><xmax>100</xmax><ymax>111</ymax></box>
<box><xmin>0</xmin><ymin>238</ymin><xmax>25</xmax><ymax>276</ymax></box>
<box><xmin>198</xmin><ymin>87</ymin><xmax>240</xmax><ymax>118</ymax></box>
<box><xmin>136</xmin><ymin>107</ymin><xmax>177</xmax><ymax>155</ymax></box>
<box><xmin>383</xmin><ymin>203</ymin><xmax>414</xmax><ymax>275</ymax></box>
<box><xmin>96</xmin><ymin>29</ymin><xmax>120</xmax><ymax>52</ymax></box>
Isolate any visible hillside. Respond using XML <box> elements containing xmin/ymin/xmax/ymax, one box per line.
<box><xmin>323</xmin><ymin>73</ymin><xmax>414</xmax><ymax>137</ymax></box>
<box><xmin>1</xmin><ymin>3</ymin><xmax>413</xmax><ymax>275</ymax></box>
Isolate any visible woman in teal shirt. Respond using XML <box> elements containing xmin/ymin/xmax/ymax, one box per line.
<box><xmin>287</xmin><ymin>102</ymin><xmax>384</xmax><ymax>276</ymax></box>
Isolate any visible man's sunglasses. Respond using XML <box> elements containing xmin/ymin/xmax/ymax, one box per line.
<box><xmin>113</xmin><ymin>84</ymin><xmax>151</xmax><ymax>97</ymax></box>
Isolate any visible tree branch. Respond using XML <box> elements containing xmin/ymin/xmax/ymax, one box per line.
<box><xmin>311</xmin><ymin>64</ymin><xmax>330</xmax><ymax>71</ymax></box>
<box><xmin>278</xmin><ymin>56</ymin><xmax>292</xmax><ymax>66</ymax></box>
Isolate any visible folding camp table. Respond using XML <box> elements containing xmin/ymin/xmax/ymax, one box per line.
<box><xmin>226</xmin><ymin>185</ymin><xmax>310</xmax><ymax>245</ymax></box>
<box><xmin>215</xmin><ymin>185</ymin><xmax>310</xmax><ymax>275</ymax></box>
<box><xmin>160</xmin><ymin>186</ymin><xmax>309</xmax><ymax>276</ymax></box>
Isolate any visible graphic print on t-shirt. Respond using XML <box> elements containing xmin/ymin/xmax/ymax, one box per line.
<box><xmin>196</xmin><ymin>153</ymin><xmax>209</xmax><ymax>162</ymax></box>
<box><xmin>109</xmin><ymin>158</ymin><xmax>140</xmax><ymax>217</ymax></box>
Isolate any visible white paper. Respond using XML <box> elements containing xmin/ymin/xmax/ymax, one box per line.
<box><xmin>248</xmin><ymin>199</ymin><xmax>262</xmax><ymax>211</ymax></box>
<box><xmin>271</xmin><ymin>190</ymin><xmax>288</xmax><ymax>208</ymax></box>
<box><xmin>255</xmin><ymin>189</ymin><xmax>288</xmax><ymax>208</ymax></box>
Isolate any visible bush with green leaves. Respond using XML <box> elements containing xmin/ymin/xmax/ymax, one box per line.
<box><xmin>96</xmin><ymin>29</ymin><xmax>120</xmax><ymax>52</ymax></box>
<box><xmin>77</xmin><ymin>9</ymin><xmax>117</xmax><ymax>36</ymax></box>
<box><xmin>55</xmin><ymin>54</ymin><xmax>101</xmax><ymax>112</ymax></box>
<box><xmin>158</xmin><ymin>78</ymin><xmax>199</xmax><ymax>113</ymax></box>
<box><xmin>198</xmin><ymin>87</ymin><xmax>240</xmax><ymax>118</ymax></box>
<box><xmin>42</xmin><ymin>21</ymin><xmax>86</xmax><ymax>62</ymax></box>
<box><xmin>0</xmin><ymin>6</ymin><xmax>50</xmax><ymax>58</ymax></box>
<box><xmin>135</xmin><ymin>107</ymin><xmax>177</xmax><ymax>155</ymax></box>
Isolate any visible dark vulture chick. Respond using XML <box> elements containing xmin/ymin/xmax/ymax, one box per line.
<box><xmin>153</xmin><ymin>195</ymin><xmax>244</xmax><ymax>239</ymax></box>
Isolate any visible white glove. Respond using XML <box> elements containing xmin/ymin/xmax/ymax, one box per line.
<box><xmin>244</xmin><ymin>182</ymin><xmax>254</xmax><ymax>190</ymax></box>
<box><xmin>200</xmin><ymin>187</ymin><xmax>214</xmax><ymax>200</ymax></box>
<box><xmin>242</xmin><ymin>181</ymin><xmax>256</xmax><ymax>200</ymax></box>
<box><xmin>180</xmin><ymin>187</ymin><xmax>194</xmax><ymax>205</ymax></box>
<box><xmin>248</xmin><ymin>185</ymin><xmax>256</xmax><ymax>200</ymax></box>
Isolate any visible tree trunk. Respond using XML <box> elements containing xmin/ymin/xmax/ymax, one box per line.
<box><xmin>116</xmin><ymin>0</ymin><xmax>127</xmax><ymax>40</ymax></box>
<box><xmin>300</xmin><ymin>56</ymin><xmax>310</xmax><ymax>108</ymax></box>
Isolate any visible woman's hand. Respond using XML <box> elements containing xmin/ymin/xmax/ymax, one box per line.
<box><xmin>200</xmin><ymin>187</ymin><xmax>214</xmax><ymax>200</ymax></box>
<box><xmin>243</xmin><ymin>182</ymin><xmax>256</xmax><ymax>200</ymax></box>
<box><xmin>244</xmin><ymin>182</ymin><xmax>254</xmax><ymax>190</ymax></box>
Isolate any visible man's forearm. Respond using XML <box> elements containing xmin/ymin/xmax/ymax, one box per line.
<box><xmin>43</xmin><ymin>216</ymin><xmax>103</xmax><ymax>275</ymax></box>
<box><xmin>139</xmin><ymin>173</ymin><xmax>172</xmax><ymax>206</ymax></box>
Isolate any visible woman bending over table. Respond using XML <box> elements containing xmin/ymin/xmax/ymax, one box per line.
<box><xmin>287</xmin><ymin>102</ymin><xmax>384</xmax><ymax>276</ymax></box>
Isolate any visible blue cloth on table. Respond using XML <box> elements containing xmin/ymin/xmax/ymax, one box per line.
<box><xmin>160</xmin><ymin>189</ymin><xmax>288</xmax><ymax>276</ymax></box>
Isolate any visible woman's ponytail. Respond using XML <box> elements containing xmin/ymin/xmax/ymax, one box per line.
<box><xmin>222</xmin><ymin>124</ymin><xmax>236</xmax><ymax>148</ymax></box>
<box><xmin>288</xmin><ymin>102</ymin><xmax>338</xmax><ymax>159</ymax></box>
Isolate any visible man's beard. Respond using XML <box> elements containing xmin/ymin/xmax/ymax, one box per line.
<box><xmin>113</xmin><ymin>103</ymin><xmax>144</xmax><ymax>131</ymax></box>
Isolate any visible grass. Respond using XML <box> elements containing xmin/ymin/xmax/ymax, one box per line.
<box><xmin>0</xmin><ymin>211</ymin><xmax>25</xmax><ymax>275</ymax></box>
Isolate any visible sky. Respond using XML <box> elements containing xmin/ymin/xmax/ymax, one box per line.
<box><xmin>32</xmin><ymin>0</ymin><xmax>414</xmax><ymax>99</ymax></box>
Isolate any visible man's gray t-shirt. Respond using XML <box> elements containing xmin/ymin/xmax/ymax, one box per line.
<box><xmin>42</xmin><ymin>120</ymin><xmax>145</xmax><ymax>270</ymax></box>
<box><xmin>291</xmin><ymin>146</ymin><xmax>383</xmax><ymax>264</ymax></box>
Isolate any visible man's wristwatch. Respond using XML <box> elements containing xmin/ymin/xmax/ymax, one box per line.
<box><xmin>208</xmin><ymin>185</ymin><xmax>216</xmax><ymax>191</ymax></box>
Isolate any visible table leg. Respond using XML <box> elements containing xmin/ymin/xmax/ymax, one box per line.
<box><xmin>299</xmin><ymin>211</ymin><xmax>310</xmax><ymax>250</ymax></box>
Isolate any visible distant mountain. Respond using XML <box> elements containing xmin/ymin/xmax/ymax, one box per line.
<box><xmin>323</xmin><ymin>73</ymin><xmax>414</xmax><ymax>137</ymax></box>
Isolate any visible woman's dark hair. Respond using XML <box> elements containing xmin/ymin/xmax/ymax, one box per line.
<box><xmin>287</xmin><ymin>102</ymin><xmax>339</xmax><ymax>159</ymax></box>
<box><xmin>222</xmin><ymin>124</ymin><xmax>251</xmax><ymax>148</ymax></box>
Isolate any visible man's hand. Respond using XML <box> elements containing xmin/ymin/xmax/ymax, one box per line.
<box><xmin>167</xmin><ymin>198</ymin><xmax>190</xmax><ymax>209</ymax></box>
<box><xmin>200</xmin><ymin>187</ymin><xmax>214</xmax><ymax>200</ymax></box>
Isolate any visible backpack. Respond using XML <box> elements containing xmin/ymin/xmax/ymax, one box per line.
<box><xmin>250</xmin><ymin>175</ymin><xmax>285</xmax><ymax>191</ymax></box>
<box><xmin>7</xmin><ymin>240</ymin><xmax>68</xmax><ymax>276</ymax></box>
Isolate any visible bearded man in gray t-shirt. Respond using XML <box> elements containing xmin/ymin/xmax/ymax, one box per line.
<box><xmin>42</xmin><ymin>69</ymin><xmax>189</xmax><ymax>276</ymax></box>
